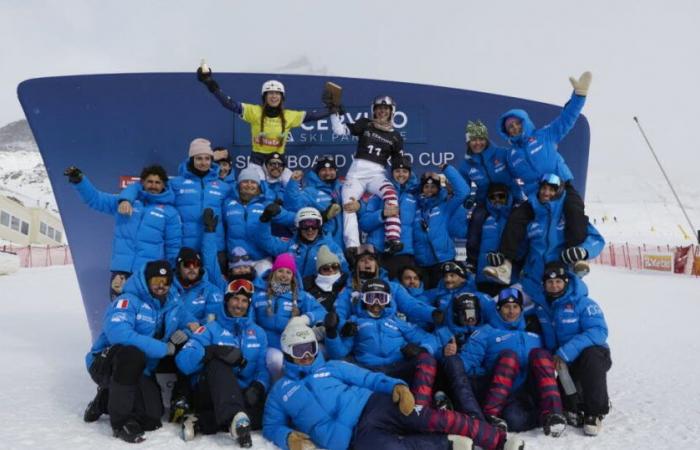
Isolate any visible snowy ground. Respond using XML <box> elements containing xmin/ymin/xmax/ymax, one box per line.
<box><xmin>1</xmin><ymin>264</ymin><xmax>699</xmax><ymax>449</ymax></box>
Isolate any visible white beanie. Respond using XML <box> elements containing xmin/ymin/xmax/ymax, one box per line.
<box><xmin>238</xmin><ymin>166</ymin><xmax>261</xmax><ymax>184</ymax></box>
<box><xmin>188</xmin><ymin>138</ymin><xmax>214</xmax><ymax>158</ymax></box>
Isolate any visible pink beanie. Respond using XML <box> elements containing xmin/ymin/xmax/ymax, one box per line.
<box><xmin>188</xmin><ymin>138</ymin><xmax>214</xmax><ymax>158</ymax></box>
<box><xmin>272</xmin><ymin>253</ymin><xmax>297</xmax><ymax>275</ymax></box>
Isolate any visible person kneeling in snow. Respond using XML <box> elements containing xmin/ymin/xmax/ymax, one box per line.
<box><xmin>263</xmin><ymin>317</ymin><xmax>525</xmax><ymax>450</ymax></box>
<box><xmin>83</xmin><ymin>261</ymin><xmax>192</xmax><ymax>443</ymax></box>
<box><xmin>175</xmin><ymin>278</ymin><xmax>270</xmax><ymax>447</ymax></box>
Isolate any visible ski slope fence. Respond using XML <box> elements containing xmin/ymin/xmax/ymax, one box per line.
<box><xmin>591</xmin><ymin>242</ymin><xmax>700</xmax><ymax>276</ymax></box>
<box><xmin>0</xmin><ymin>244</ymin><xmax>72</xmax><ymax>268</ymax></box>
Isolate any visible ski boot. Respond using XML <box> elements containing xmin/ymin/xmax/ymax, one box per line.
<box><xmin>583</xmin><ymin>414</ymin><xmax>603</xmax><ymax>436</ymax></box>
<box><xmin>543</xmin><ymin>412</ymin><xmax>567</xmax><ymax>437</ymax></box>
<box><xmin>433</xmin><ymin>390</ymin><xmax>454</xmax><ymax>411</ymax></box>
<box><xmin>83</xmin><ymin>386</ymin><xmax>108</xmax><ymax>423</ymax></box>
<box><xmin>482</xmin><ymin>259</ymin><xmax>512</xmax><ymax>285</ymax></box>
<box><xmin>230</xmin><ymin>411</ymin><xmax>252</xmax><ymax>448</ymax></box>
<box><xmin>169</xmin><ymin>396</ymin><xmax>190</xmax><ymax>423</ymax></box>
<box><xmin>384</xmin><ymin>239</ymin><xmax>404</xmax><ymax>255</ymax></box>
<box><xmin>485</xmin><ymin>414</ymin><xmax>508</xmax><ymax>433</ymax></box>
<box><xmin>113</xmin><ymin>419</ymin><xmax>145</xmax><ymax>443</ymax></box>
<box><xmin>564</xmin><ymin>409</ymin><xmax>584</xmax><ymax>427</ymax></box>
<box><xmin>181</xmin><ymin>415</ymin><xmax>199</xmax><ymax>442</ymax></box>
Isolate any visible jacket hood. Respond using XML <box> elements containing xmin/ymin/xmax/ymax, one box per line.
<box><xmin>485</xmin><ymin>193</ymin><xmax>513</xmax><ymax>219</ymax></box>
<box><xmin>123</xmin><ymin>263</ymin><xmax>179</xmax><ymax>309</ymax></box>
<box><xmin>489</xmin><ymin>307</ymin><xmax>527</xmax><ymax>331</ymax></box>
<box><xmin>215</xmin><ymin>295</ymin><xmax>255</xmax><ymax>329</ymax></box>
<box><xmin>534</xmin><ymin>270</ymin><xmax>589</xmax><ymax>309</ymax></box>
<box><xmin>283</xmin><ymin>351</ymin><xmax>327</xmax><ymax>379</ymax></box>
<box><xmin>138</xmin><ymin>184</ymin><xmax>176</xmax><ymax>206</ymax></box>
<box><xmin>305</xmin><ymin>170</ymin><xmax>342</xmax><ymax>192</ymax></box>
<box><xmin>498</xmin><ymin>109</ymin><xmax>536</xmax><ymax>145</ymax></box>
<box><xmin>392</xmin><ymin>172</ymin><xmax>419</xmax><ymax>195</ymax></box>
<box><xmin>178</xmin><ymin>159</ymin><xmax>219</xmax><ymax>182</ymax></box>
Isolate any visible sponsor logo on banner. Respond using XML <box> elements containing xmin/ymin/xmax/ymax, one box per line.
<box><xmin>641</xmin><ymin>252</ymin><xmax>673</xmax><ymax>272</ymax></box>
<box><xmin>119</xmin><ymin>176</ymin><xmax>140</xmax><ymax>189</ymax></box>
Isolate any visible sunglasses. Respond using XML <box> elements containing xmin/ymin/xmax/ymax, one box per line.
<box><xmin>488</xmin><ymin>192</ymin><xmax>507</xmax><ymax>201</ymax></box>
<box><xmin>226</xmin><ymin>279</ymin><xmax>254</xmax><ymax>296</ymax></box>
<box><xmin>362</xmin><ymin>291</ymin><xmax>390</xmax><ymax>306</ymax></box>
<box><xmin>230</xmin><ymin>254</ymin><xmax>252</xmax><ymax>263</ymax></box>
<box><xmin>318</xmin><ymin>263</ymin><xmax>340</xmax><ymax>273</ymax></box>
<box><xmin>180</xmin><ymin>260</ymin><xmax>201</xmax><ymax>269</ymax></box>
<box><xmin>290</xmin><ymin>341</ymin><xmax>318</xmax><ymax>359</ymax></box>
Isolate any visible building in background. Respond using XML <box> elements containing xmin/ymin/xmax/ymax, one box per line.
<box><xmin>0</xmin><ymin>191</ymin><xmax>64</xmax><ymax>245</ymax></box>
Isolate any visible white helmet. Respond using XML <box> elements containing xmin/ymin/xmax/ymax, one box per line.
<box><xmin>371</xmin><ymin>95</ymin><xmax>396</xmax><ymax>120</ymax></box>
<box><xmin>294</xmin><ymin>207</ymin><xmax>322</xmax><ymax>229</ymax></box>
<box><xmin>261</xmin><ymin>79</ymin><xmax>285</xmax><ymax>100</ymax></box>
<box><xmin>280</xmin><ymin>317</ymin><xmax>318</xmax><ymax>359</ymax></box>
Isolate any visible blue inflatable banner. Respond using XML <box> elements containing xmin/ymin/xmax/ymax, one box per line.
<box><xmin>17</xmin><ymin>73</ymin><xmax>589</xmax><ymax>339</ymax></box>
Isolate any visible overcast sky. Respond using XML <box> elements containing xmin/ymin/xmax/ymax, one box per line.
<box><xmin>2</xmin><ymin>0</ymin><xmax>699</xmax><ymax>185</ymax></box>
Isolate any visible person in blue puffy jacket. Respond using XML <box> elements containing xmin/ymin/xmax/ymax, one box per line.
<box><xmin>413</xmin><ymin>164</ymin><xmax>469</xmax><ymax>288</ymax></box>
<box><xmin>427</xmin><ymin>261</ymin><xmax>478</xmax><ymax>313</ymax></box>
<box><xmin>175</xmin><ymin>278</ymin><xmax>269</xmax><ymax>446</ymax></box>
<box><xmin>460</xmin><ymin>288</ymin><xmax>566</xmax><ymax>437</ymax></box>
<box><xmin>500</xmin><ymin>174</ymin><xmax>605</xmax><ymax>303</ymax></box>
<box><xmin>263</xmin><ymin>317</ymin><xmax>523</xmax><ymax>450</ymax></box>
<box><xmin>213</xmin><ymin>146</ymin><xmax>237</xmax><ymax>187</ymax></box>
<box><xmin>484</xmin><ymin>73</ymin><xmax>593</xmax><ymax>285</ymax></box>
<box><xmin>302</xmin><ymin>245</ymin><xmax>352</xmax><ymax>313</ymax></box>
<box><xmin>284</xmin><ymin>155</ymin><xmax>344</xmax><ymax>248</ymax></box>
<box><xmin>250</xmin><ymin>253</ymin><xmax>326</xmax><ymax>381</ymax></box>
<box><xmin>64</xmin><ymin>164</ymin><xmax>182</xmax><ymax>299</ymax></box>
<box><xmin>83</xmin><ymin>261</ymin><xmax>193</xmax><ymax>443</ymax></box>
<box><xmin>532</xmin><ymin>262</ymin><xmax>611</xmax><ymax>436</ymax></box>
<box><xmin>172</xmin><ymin>247</ymin><xmax>223</xmax><ymax>324</ymax></box>
<box><xmin>360</xmin><ymin>155</ymin><xmax>419</xmax><ymax>279</ymax></box>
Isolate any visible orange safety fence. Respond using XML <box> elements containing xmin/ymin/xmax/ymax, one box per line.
<box><xmin>590</xmin><ymin>242</ymin><xmax>700</xmax><ymax>276</ymax></box>
<box><xmin>0</xmin><ymin>244</ymin><xmax>73</xmax><ymax>268</ymax></box>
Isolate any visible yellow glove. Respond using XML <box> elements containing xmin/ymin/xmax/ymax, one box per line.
<box><xmin>392</xmin><ymin>384</ymin><xmax>415</xmax><ymax>416</ymax></box>
<box><xmin>569</xmin><ymin>71</ymin><xmax>592</xmax><ymax>96</ymax></box>
<box><xmin>288</xmin><ymin>431</ymin><xmax>316</xmax><ymax>450</ymax></box>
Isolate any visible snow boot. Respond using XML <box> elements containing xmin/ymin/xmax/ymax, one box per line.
<box><xmin>385</xmin><ymin>239</ymin><xmax>404</xmax><ymax>255</ymax></box>
<box><xmin>447</xmin><ymin>434</ymin><xmax>473</xmax><ymax>450</ymax></box>
<box><xmin>434</xmin><ymin>390</ymin><xmax>454</xmax><ymax>411</ymax></box>
<box><xmin>573</xmin><ymin>260</ymin><xmax>590</xmax><ymax>278</ymax></box>
<box><xmin>583</xmin><ymin>414</ymin><xmax>602</xmax><ymax>436</ymax></box>
<box><xmin>501</xmin><ymin>434</ymin><xmax>525</xmax><ymax>450</ymax></box>
<box><xmin>181</xmin><ymin>415</ymin><xmax>199</xmax><ymax>442</ymax></box>
<box><xmin>564</xmin><ymin>410</ymin><xmax>583</xmax><ymax>427</ymax></box>
<box><xmin>483</xmin><ymin>260</ymin><xmax>512</xmax><ymax>285</ymax></box>
<box><xmin>230</xmin><ymin>411</ymin><xmax>252</xmax><ymax>448</ymax></box>
<box><xmin>83</xmin><ymin>386</ymin><xmax>108</xmax><ymax>423</ymax></box>
<box><xmin>169</xmin><ymin>396</ymin><xmax>190</xmax><ymax>423</ymax></box>
<box><xmin>113</xmin><ymin>419</ymin><xmax>145</xmax><ymax>443</ymax></box>
<box><xmin>543</xmin><ymin>412</ymin><xmax>567</xmax><ymax>437</ymax></box>
<box><xmin>486</xmin><ymin>414</ymin><xmax>508</xmax><ymax>433</ymax></box>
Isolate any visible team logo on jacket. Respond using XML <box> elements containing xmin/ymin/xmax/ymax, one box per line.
<box><xmin>116</xmin><ymin>299</ymin><xmax>129</xmax><ymax>309</ymax></box>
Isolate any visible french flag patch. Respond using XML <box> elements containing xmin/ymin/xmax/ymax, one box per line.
<box><xmin>195</xmin><ymin>326</ymin><xmax>206</xmax><ymax>334</ymax></box>
<box><xmin>116</xmin><ymin>299</ymin><xmax>129</xmax><ymax>309</ymax></box>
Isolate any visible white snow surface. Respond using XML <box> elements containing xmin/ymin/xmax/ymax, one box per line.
<box><xmin>1</xmin><ymin>265</ymin><xmax>698</xmax><ymax>449</ymax></box>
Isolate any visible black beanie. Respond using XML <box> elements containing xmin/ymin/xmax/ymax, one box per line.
<box><xmin>176</xmin><ymin>247</ymin><xmax>201</xmax><ymax>266</ymax></box>
<box><xmin>391</xmin><ymin>155</ymin><xmax>412</xmax><ymax>172</ymax></box>
<box><xmin>144</xmin><ymin>260</ymin><xmax>173</xmax><ymax>283</ymax></box>
<box><xmin>542</xmin><ymin>261</ymin><xmax>570</xmax><ymax>284</ymax></box>
<box><xmin>315</xmin><ymin>155</ymin><xmax>337</xmax><ymax>173</ymax></box>
<box><xmin>441</xmin><ymin>261</ymin><xmax>467</xmax><ymax>279</ymax></box>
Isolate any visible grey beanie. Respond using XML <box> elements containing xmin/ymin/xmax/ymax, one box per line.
<box><xmin>316</xmin><ymin>245</ymin><xmax>340</xmax><ymax>271</ymax></box>
<box><xmin>238</xmin><ymin>166</ymin><xmax>261</xmax><ymax>184</ymax></box>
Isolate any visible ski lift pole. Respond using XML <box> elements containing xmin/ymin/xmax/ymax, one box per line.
<box><xmin>633</xmin><ymin>117</ymin><xmax>699</xmax><ymax>244</ymax></box>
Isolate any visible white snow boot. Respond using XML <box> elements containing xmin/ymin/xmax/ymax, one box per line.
<box><xmin>583</xmin><ymin>414</ymin><xmax>602</xmax><ymax>436</ymax></box>
<box><xmin>230</xmin><ymin>411</ymin><xmax>252</xmax><ymax>447</ymax></box>
<box><xmin>482</xmin><ymin>259</ymin><xmax>512</xmax><ymax>285</ymax></box>
<box><xmin>502</xmin><ymin>434</ymin><xmax>525</xmax><ymax>450</ymax></box>
<box><xmin>447</xmin><ymin>434</ymin><xmax>473</xmax><ymax>450</ymax></box>
<box><xmin>181</xmin><ymin>415</ymin><xmax>198</xmax><ymax>442</ymax></box>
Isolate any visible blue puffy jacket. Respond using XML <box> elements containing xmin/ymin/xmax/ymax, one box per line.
<box><xmin>458</xmin><ymin>143</ymin><xmax>523</xmax><ymax>204</ymax></box>
<box><xmin>175</xmin><ymin>301</ymin><xmax>270</xmax><ymax>392</ymax></box>
<box><xmin>167</xmin><ymin>160</ymin><xmax>230</xmax><ymax>251</ymax></box>
<box><xmin>172</xmin><ymin>270</ymin><xmax>224</xmax><ymax>323</ymax></box>
<box><xmin>426</xmin><ymin>277</ymin><xmax>478</xmax><ymax>312</ymax></box>
<box><xmin>475</xmin><ymin>197</ymin><xmax>519</xmax><ymax>285</ymax></box>
<box><xmin>500</xmin><ymin>92</ymin><xmax>585</xmax><ymax>196</ymax></box>
<box><xmin>326</xmin><ymin>297</ymin><xmax>440</xmax><ymax>366</ymax></box>
<box><xmin>460</xmin><ymin>311</ymin><xmax>543</xmax><ymax>390</ymax></box>
<box><xmin>73</xmin><ymin>177</ymin><xmax>182</xmax><ymax>273</ymax></box>
<box><xmin>519</xmin><ymin>191</ymin><xmax>605</xmax><ymax>300</ymax></box>
<box><xmin>530</xmin><ymin>275</ymin><xmax>608</xmax><ymax>363</ymax></box>
<box><xmin>85</xmin><ymin>267</ymin><xmax>190</xmax><ymax>375</ymax></box>
<box><xmin>284</xmin><ymin>171</ymin><xmax>344</xmax><ymax>248</ymax></box>
<box><xmin>413</xmin><ymin>166</ymin><xmax>469</xmax><ymax>266</ymax></box>
<box><xmin>263</xmin><ymin>354</ymin><xmax>403</xmax><ymax>450</ymax></box>
<box><xmin>359</xmin><ymin>172</ymin><xmax>419</xmax><ymax>256</ymax></box>
<box><xmin>433</xmin><ymin>292</ymin><xmax>497</xmax><ymax>360</ymax></box>
<box><xmin>251</xmin><ymin>288</ymin><xmax>326</xmax><ymax>349</ymax></box>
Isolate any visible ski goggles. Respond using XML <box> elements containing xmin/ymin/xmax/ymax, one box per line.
<box><xmin>539</xmin><ymin>173</ymin><xmax>562</xmax><ymax>187</ymax></box>
<box><xmin>362</xmin><ymin>291</ymin><xmax>391</xmax><ymax>306</ymax></box>
<box><xmin>318</xmin><ymin>263</ymin><xmax>341</xmax><ymax>274</ymax></box>
<box><xmin>226</xmin><ymin>279</ymin><xmax>254</xmax><ymax>296</ymax></box>
<box><xmin>290</xmin><ymin>341</ymin><xmax>318</xmax><ymax>359</ymax></box>
<box><xmin>298</xmin><ymin>219</ymin><xmax>321</xmax><ymax>230</ymax></box>
<box><xmin>497</xmin><ymin>287</ymin><xmax>523</xmax><ymax>308</ymax></box>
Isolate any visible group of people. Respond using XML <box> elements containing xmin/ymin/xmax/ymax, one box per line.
<box><xmin>71</xmin><ymin>64</ymin><xmax>612</xmax><ymax>449</ymax></box>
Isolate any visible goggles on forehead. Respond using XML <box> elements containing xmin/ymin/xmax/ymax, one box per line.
<box><xmin>226</xmin><ymin>279</ymin><xmax>254</xmax><ymax>296</ymax></box>
<box><xmin>290</xmin><ymin>341</ymin><xmax>318</xmax><ymax>359</ymax></box>
<box><xmin>362</xmin><ymin>291</ymin><xmax>391</xmax><ymax>306</ymax></box>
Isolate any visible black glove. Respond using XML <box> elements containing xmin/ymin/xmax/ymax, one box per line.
<box><xmin>244</xmin><ymin>381</ymin><xmax>266</xmax><ymax>407</ymax></box>
<box><xmin>432</xmin><ymin>309</ymin><xmax>445</xmax><ymax>326</ymax></box>
<box><xmin>324</xmin><ymin>310</ymin><xmax>340</xmax><ymax>339</ymax></box>
<box><xmin>196</xmin><ymin>67</ymin><xmax>220</xmax><ymax>93</ymax></box>
<box><xmin>204</xmin><ymin>345</ymin><xmax>245</xmax><ymax>367</ymax></box>
<box><xmin>401</xmin><ymin>343</ymin><xmax>425</xmax><ymax>360</ymax></box>
<box><xmin>561</xmin><ymin>246</ymin><xmax>588</xmax><ymax>264</ymax></box>
<box><xmin>259</xmin><ymin>200</ymin><xmax>282</xmax><ymax>223</ymax></box>
<box><xmin>463</xmin><ymin>261</ymin><xmax>476</xmax><ymax>275</ymax></box>
<box><xmin>464</xmin><ymin>194</ymin><xmax>476</xmax><ymax>210</ymax></box>
<box><xmin>487</xmin><ymin>252</ymin><xmax>505</xmax><ymax>267</ymax></box>
<box><xmin>64</xmin><ymin>166</ymin><xmax>83</xmax><ymax>184</ymax></box>
<box><xmin>340</xmin><ymin>321</ymin><xmax>358</xmax><ymax>338</ymax></box>
<box><xmin>203</xmin><ymin>208</ymin><xmax>218</xmax><ymax>233</ymax></box>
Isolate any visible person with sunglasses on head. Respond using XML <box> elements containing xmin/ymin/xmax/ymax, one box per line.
<box><xmin>487</xmin><ymin>174</ymin><xmax>604</xmax><ymax>303</ymax></box>
<box><xmin>256</xmin><ymin>206</ymin><xmax>349</xmax><ymax>279</ymax></box>
<box><xmin>459</xmin><ymin>287</ymin><xmax>567</xmax><ymax>438</ymax></box>
<box><xmin>530</xmin><ymin>262</ymin><xmax>611</xmax><ymax>436</ymax></box>
<box><xmin>83</xmin><ymin>261</ymin><xmax>193</xmax><ymax>443</ymax></box>
<box><xmin>64</xmin><ymin>164</ymin><xmax>182</xmax><ymax>300</ymax></box>
<box><xmin>284</xmin><ymin>155</ymin><xmax>344</xmax><ymax>248</ymax></box>
<box><xmin>264</xmin><ymin>317</ymin><xmax>525</xmax><ymax>450</ymax></box>
<box><xmin>175</xmin><ymin>278</ymin><xmax>269</xmax><ymax>447</ymax></box>
<box><xmin>413</xmin><ymin>163</ymin><xmax>469</xmax><ymax>289</ymax></box>
<box><xmin>197</xmin><ymin>63</ymin><xmax>337</xmax><ymax>182</ymax></box>
<box><xmin>359</xmin><ymin>154</ymin><xmax>420</xmax><ymax>280</ymax></box>
<box><xmin>483</xmin><ymin>73</ymin><xmax>594</xmax><ymax>286</ymax></box>
<box><xmin>251</xmin><ymin>253</ymin><xmax>327</xmax><ymax>381</ymax></box>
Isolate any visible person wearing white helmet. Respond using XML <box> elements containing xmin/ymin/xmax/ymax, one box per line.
<box><xmin>330</xmin><ymin>95</ymin><xmax>405</xmax><ymax>258</ymax></box>
<box><xmin>196</xmin><ymin>63</ymin><xmax>339</xmax><ymax>182</ymax></box>
<box><xmin>262</xmin><ymin>317</ymin><xmax>526</xmax><ymax>450</ymax></box>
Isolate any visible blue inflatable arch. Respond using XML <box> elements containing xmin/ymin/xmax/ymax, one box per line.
<box><xmin>17</xmin><ymin>73</ymin><xmax>590</xmax><ymax>339</ymax></box>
